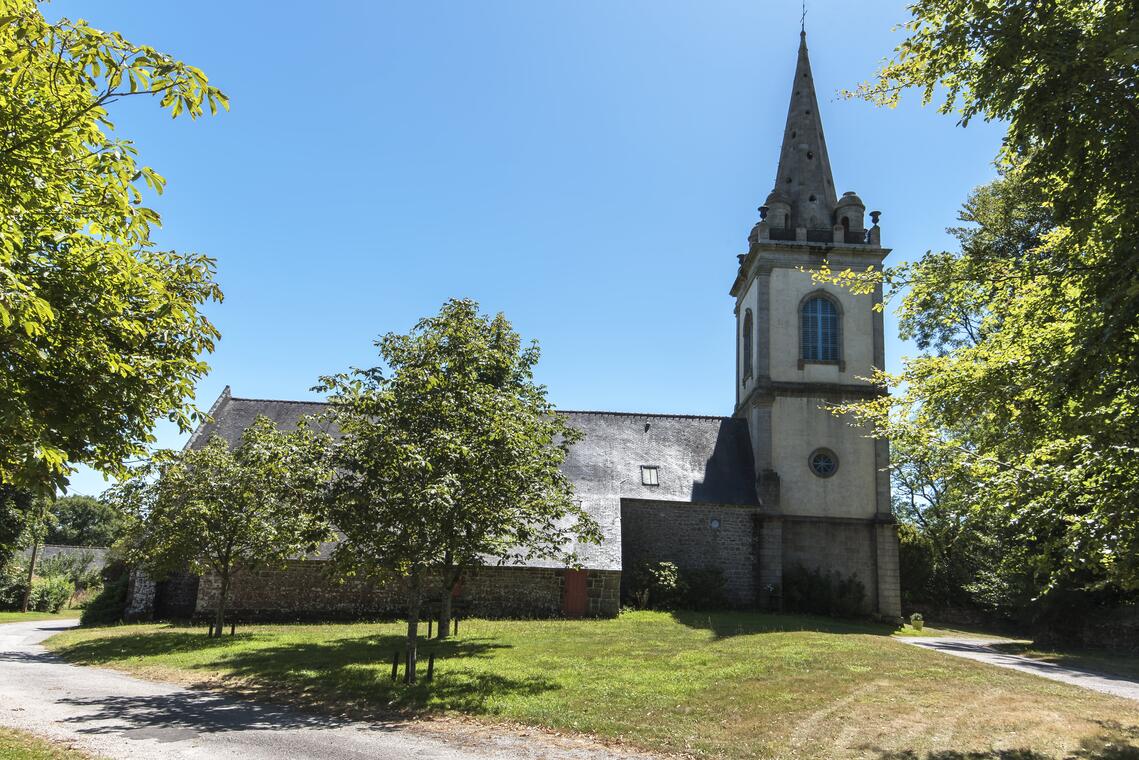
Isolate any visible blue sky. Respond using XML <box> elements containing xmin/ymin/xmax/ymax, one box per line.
<box><xmin>54</xmin><ymin>1</ymin><xmax>1006</xmax><ymax>496</ymax></box>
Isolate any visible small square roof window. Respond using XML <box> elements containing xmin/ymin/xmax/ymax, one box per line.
<box><xmin>641</xmin><ymin>466</ymin><xmax>659</xmax><ymax>486</ymax></box>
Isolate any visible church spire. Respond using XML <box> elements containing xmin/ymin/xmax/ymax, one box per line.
<box><xmin>766</xmin><ymin>31</ymin><xmax>837</xmax><ymax>231</ymax></box>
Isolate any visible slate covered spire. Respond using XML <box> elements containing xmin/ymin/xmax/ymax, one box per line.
<box><xmin>766</xmin><ymin>31</ymin><xmax>838</xmax><ymax>231</ymax></box>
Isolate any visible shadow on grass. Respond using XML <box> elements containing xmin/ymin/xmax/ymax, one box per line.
<box><xmin>52</xmin><ymin>629</ymin><xmax>558</xmax><ymax>717</ymax></box>
<box><xmin>867</xmin><ymin>721</ymin><xmax>1139</xmax><ymax>759</ymax></box>
<box><xmin>670</xmin><ymin>609</ymin><xmax>895</xmax><ymax>639</ymax></box>
<box><xmin>214</xmin><ymin>633</ymin><xmax>555</xmax><ymax>714</ymax></box>
<box><xmin>53</xmin><ymin>628</ymin><xmax>259</xmax><ymax>662</ymax></box>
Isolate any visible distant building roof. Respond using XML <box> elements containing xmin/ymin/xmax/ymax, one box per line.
<box><xmin>188</xmin><ymin>388</ymin><xmax>759</xmax><ymax>571</ymax></box>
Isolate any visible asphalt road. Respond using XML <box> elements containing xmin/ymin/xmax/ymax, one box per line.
<box><xmin>0</xmin><ymin>619</ymin><xmax>651</xmax><ymax>759</ymax></box>
<box><xmin>899</xmin><ymin>636</ymin><xmax>1139</xmax><ymax>702</ymax></box>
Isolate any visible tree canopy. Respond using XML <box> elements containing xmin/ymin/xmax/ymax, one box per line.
<box><xmin>318</xmin><ymin>298</ymin><xmax>599</xmax><ymax>673</ymax></box>
<box><xmin>45</xmin><ymin>494</ymin><xmax>128</xmax><ymax>547</ymax></box>
<box><xmin>110</xmin><ymin>417</ymin><xmax>334</xmax><ymax>632</ymax></box>
<box><xmin>812</xmin><ymin>0</ymin><xmax>1139</xmax><ymax>618</ymax></box>
<box><xmin>0</xmin><ymin>1</ymin><xmax>227</xmax><ymax>494</ymax></box>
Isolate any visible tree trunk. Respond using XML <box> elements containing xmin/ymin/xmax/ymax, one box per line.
<box><xmin>214</xmin><ymin>571</ymin><xmax>230</xmax><ymax>638</ymax></box>
<box><xmin>405</xmin><ymin>571</ymin><xmax>423</xmax><ymax>683</ymax></box>
<box><xmin>20</xmin><ymin>535</ymin><xmax>40</xmax><ymax>614</ymax></box>
<box><xmin>20</xmin><ymin>496</ymin><xmax>46</xmax><ymax>614</ymax></box>
<box><xmin>438</xmin><ymin>582</ymin><xmax>453</xmax><ymax>640</ymax></box>
<box><xmin>437</xmin><ymin>554</ymin><xmax>456</xmax><ymax>640</ymax></box>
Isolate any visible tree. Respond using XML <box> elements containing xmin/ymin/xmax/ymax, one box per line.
<box><xmin>0</xmin><ymin>2</ymin><xmax>227</xmax><ymax>495</ymax></box>
<box><xmin>318</xmin><ymin>299</ymin><xmax>600</xmax><ymax>678</ymax></box>
<box><xmin>889</xmin><ymin>436</ymin><xmax>1004</xmax><ymax>611</ymax></box>
<box><xmin>0</xmin><ymin>485</ymin><xmax>32</xmax><ymax>564</ymax></box>
<box><xmin>838</xmin><ymin>170</ymin><xmax>1138</xmax><ymax>625</ymax></box>
<box><xmin>812</xmin><ymin>0</ymin><xmax>1139</xmax><ymax>610</ymax></box>
<box><xmin>46</xmin><ymin>495</ymin><xmax>128</xmax><ymax>547</ymax></box>
<box><xmin>109</xmin><ymin>417</ymin><xmax>334</xmax><ymax>634</ymax></box>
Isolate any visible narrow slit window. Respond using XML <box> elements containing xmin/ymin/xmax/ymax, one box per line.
<box><xmin>742</xmin><ymin>309</ymin><xmax>753</xmax><ymax>380</ymax></box>
<box><xmin>641</xmin><ymin>466</ymin><xmax>659</xmax><ymax>486</ymax></box>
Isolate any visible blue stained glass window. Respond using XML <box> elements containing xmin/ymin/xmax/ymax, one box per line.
<box><xmin>800</xmin><ymin>296</ymin><xmax>839</xmax><ymax>362</ymax></box>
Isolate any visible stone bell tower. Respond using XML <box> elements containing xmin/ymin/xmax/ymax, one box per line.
<box><xmin>731</xmin><ymin>31</ymin><xmax>901</xmax><ymax>617</ymax></box>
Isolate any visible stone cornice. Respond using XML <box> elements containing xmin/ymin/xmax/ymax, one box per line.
<box><xmin>730</xmin><ymin>240</ymin><xmax>891</xmax><ymax>300</ymax></box>
<box><xmin>734</xmin><ymin>376</ymin><xmax>886</xmax><ymax>414</ymax></box>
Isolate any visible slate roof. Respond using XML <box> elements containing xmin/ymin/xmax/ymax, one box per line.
<box><xmin>188</xmin><ymin>387</ymin><xmax>759</xmax><ymax>571</ymax></box>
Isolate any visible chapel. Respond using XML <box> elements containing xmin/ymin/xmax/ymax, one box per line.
<box><xmin>126</xmin><ymin>32</ymin><xmax>901</xmax><ymax>622</ymax></box>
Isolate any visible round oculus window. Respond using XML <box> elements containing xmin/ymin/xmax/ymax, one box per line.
<box><xmin>809</xmin><ymin>448</ymin><xmax>838</xmax><ymax>478</ymax></box>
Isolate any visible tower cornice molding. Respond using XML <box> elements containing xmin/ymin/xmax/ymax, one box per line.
<box><xmin>730</xmin><ymin>243</ymin><xmax>890</xmax><ymax>300</ymax></box>
<box><xmin>734</xmin><ymin>377</ymin><xmax>887</xmax><ymax>417</ymax></box>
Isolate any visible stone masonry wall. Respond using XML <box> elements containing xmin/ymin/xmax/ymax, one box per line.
<box><xmin>458</xmin><ymin>565</ymin><xmax>619</xmax><ymax>618</ymax></box>
<box><xmin>154</xmin><ymin>573</ymin><xmax>201</xmax><ymax>620</ymax></box>
<box><xmin>875</xmin><ymin>521</ymin><xmax>902</xmax><ymax>617</ymax></box>
<box><xmin>194</xmin><ymin>561</ymin><xmax>620</xmax><ymax>622</ymax></box>
<box><xmin>124</xmin><ymin>569</ymin><xmax>156</xmax><ymax>621</ymax></box>
<box><xmin>782</xmin><ymin>518</ymin><xmax>878</xmax><ymax>613</ymax></box>
<box><xmin>620</xmin><ymin>499</ymin><xmax>761</xmax><ymax>606</ymax></box>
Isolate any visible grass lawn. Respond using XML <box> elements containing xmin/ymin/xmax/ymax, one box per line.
<box><xmin>0</xmin><ymin>610</ymin><xmax>81</xmax><ymax>623</ymax></box>
<box><xmin>0</xmin><ymin>728</ymin><xmax>93</xmax><ymax>759</ymax></box>
<box><xmin>45</xmin><ymin>611</ymin><xmax>1139</xmax><ymax>759</ymax></box>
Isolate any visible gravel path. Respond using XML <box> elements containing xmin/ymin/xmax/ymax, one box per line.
<box><xmin>898</xmin><ymin>635</ymin><xmax>1139</xmax><ymax>702</ymax></box>
<box><xmin>0</xmin><ymin>619</ymin><xmax>655</xmax><ymax>760</ymax></box>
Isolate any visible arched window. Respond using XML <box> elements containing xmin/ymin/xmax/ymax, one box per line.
<box><xmin>800</xmin><ymin>295</ymin><xmax>840</xmax><ymax>362</ymax></box>
<box><xmin>742</xmin><ymin>309</ymin><xmax>753</xmax><ymax>381</ymax></box>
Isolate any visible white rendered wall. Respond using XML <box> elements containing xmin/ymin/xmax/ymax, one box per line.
<box><xmin>766</xmin><ymin>268</ymin><xmax>877</xmax><ymax>383</ymax></box>
<box><xmin>770</xmin><ymin>395</ymin><xmax>877</xmax><ymax>518</ymax></box>
<box><xmin>736</xmin><ymin>275</ymin><xmax>760</xmax><ymax>401</ymax></box>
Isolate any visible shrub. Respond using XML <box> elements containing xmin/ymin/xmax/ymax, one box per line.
<box><xmin>80</xmin><ymin>568</ymin><xmax>129</xmax><ymax>626</ymax></box>
<box><xmin>782</xmin><ymin>564</ymin><xmax>866</xmax><ymax>618</ymax></box>
<box><xmin>683</xmin><ymin>567</ymin><xmax>730</xmax><ymax>610</ymax></box>
<box><xmin>28</xmin><ymin>575</ymin><xmax>74</xmax><ymax>612</ymax></box>
<box><xmin>0</xmin><ymin>561</ymin><xmax>28</xmax><ymax>610</ymax></box>
<box><xmin>629</xmin><ymin>560</ymin><xmax>687</xmax><ymax>610</ymax></box>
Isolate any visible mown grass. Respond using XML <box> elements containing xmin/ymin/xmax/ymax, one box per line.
<box><xmin>45</xmin><ymin>611</ymin><xmax>1139</xmax><ymax>759</ymax></box>
<box><xmin>0</xmin><ymin>610</ymin><xmax>81</xmax><ymax>623</ymax></box>
<box><xmin>0</xmin><ymin>728</ymin><xmax>92</xmax><ymax>759</ymax></box>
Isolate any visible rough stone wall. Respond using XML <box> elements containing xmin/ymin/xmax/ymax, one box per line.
<box><xmin>620</xmin><ymin>499</ymin><xmax>761</xmax><ymax>606</ymax></box>
<box><xmin>458</xmin><ymin>566</ymin><xmax>619</xmax><ymax>618</ymax></box>
<box><xmin>782</xmin><ymin>517</ymin><xmax>878</xmax><ymax>613</ymax></box>
<box><xmin>194</xmin><ymin>561</ymin><xmax>620</xmax><ymax>621</ymax></box>
<box><xmin>154</xmin><ymin>573</ymin><xmax>201</xmax><ymax>620</ymax></box>
<box><xmin>124</xmin><ymin>570</ymin><xmax>156</xmax><ymax>621</ymax></box>
<box><xmin>874</xmin><ymin>522</ymin><xmax>902</xmax><ymax>617</ymax></box>
<box><xmin>754</xmin><ymin>515</ymin><xmax>783</xmax><ymax>610</ymax></box>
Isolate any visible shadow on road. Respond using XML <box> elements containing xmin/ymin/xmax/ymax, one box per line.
<box><xmin>0</xmin><ymin>648</ymin><xmax>63</xmax><ymax>664</ymax></box>
<box><xmin>908</xmin><ymin>639</ymin><xmax>1139</xmax><ymax>690</ymax></box>
<box><xmin>59</xmin><ymin>690</ymin><xmax>348</xmax><ymax>735</ymax></box>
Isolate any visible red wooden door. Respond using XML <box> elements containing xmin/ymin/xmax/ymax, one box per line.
<box><xmin>563</xmin><ymin>569</ymin><xmax>589</xmax><ymax>618</ymax></box>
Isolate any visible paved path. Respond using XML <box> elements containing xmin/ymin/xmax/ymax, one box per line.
<box><xmin>0</xmin><ymin>619</ymin><xmax>653</xmax><ymax>760</ymax></box>
<box><xmin>899</xmin><ymin>635</ymin><xmax>1139</xmax><ymax>702</ymax></box>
